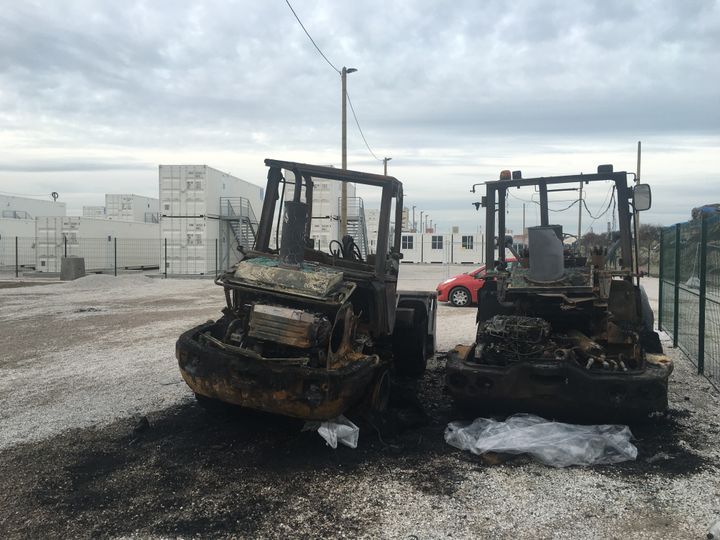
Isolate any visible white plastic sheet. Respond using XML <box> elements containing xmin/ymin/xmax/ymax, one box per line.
<box><xmin>445</xmin><ymin>413</ymin><xmax>637</xmax><ymax>467</ymax></box>
<box><xmin>304</xmin><ymin>415</ymin><xmax>359</xmax><ymax>449</ymax></box>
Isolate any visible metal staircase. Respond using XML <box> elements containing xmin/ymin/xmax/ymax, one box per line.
<box><xmin>341</xmin><ymin>196</ymin><xmax>369</xmax><ymax>259</ymax></box>
<box><xmin>219</xmin><ymin>197</ymin><xmax>259</xmax><ymax>270</ymax></box>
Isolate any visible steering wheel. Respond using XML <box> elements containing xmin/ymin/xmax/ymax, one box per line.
<box><xmin>329</xmin><ymin>240</ymin><xmax>344</xmax><ymax>258</ymax></box>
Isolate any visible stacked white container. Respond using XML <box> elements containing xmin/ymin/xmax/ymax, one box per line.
<box><xmin>106</xmin><ymin>194</ymin><xmax>159</xmax><ymax>223</ymax></box>
<box><xmin>82</xmin><ymin>206</ymin><xmax>107</xmax><ymax>218</ymax></box>
<box><xmin>35</xmin><ymin>217</ymin><xmax>159</xmax><ymax>272</ymax></box>
<box><xmin>159</xmin><ymin>165</ymin><xmax>263</xmax><ymax>275</ymax></box>
<box><xmin>0</xmin><ymin>194</ymin><xmax>66</xmax><ymax>218</ymax></box>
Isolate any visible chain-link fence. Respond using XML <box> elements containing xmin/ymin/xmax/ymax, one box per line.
<box><xmin>660</xmin><ymin>214</ymin><xmax>720</xmax><ymax>389</ymax></box>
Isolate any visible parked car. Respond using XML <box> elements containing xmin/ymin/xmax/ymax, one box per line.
<box><xmin>436</xmin><ymin>259</ymin><xmax>517</xmax><ymax>307</ymax></box>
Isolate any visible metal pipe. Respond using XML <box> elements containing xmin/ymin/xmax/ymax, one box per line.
<box><xmin>539</xmin><ymin>183</ymin><xmax>549</xmax><ymax>226</ymax></box>
<box><xmin>484</xmin><ymin>187</ymin><xmax>495</xmax><ymax>268</ymax></box>
<box><xmin>672</xmin><ymin>224</ymin><xmax>680</xmax><ymax>347</ymax></box>
<box><xmin>497</xmin><ymin>186</ymin><xmax>506</xmax><ymax>263</ymax></box>
<box><xmin>698</xmin><ymin>214</ymin><xmax>708</xmax><ymax>374</ymax></box>
<box><xmin>340</xmin><ymin>67</ymin><xmax>356</xmax><ymax>237</ymax></box>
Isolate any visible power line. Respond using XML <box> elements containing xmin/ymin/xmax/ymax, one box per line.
<box><xmin>284</xmin><ymin>0</ymin><xmax>340</xmax><ymax>74</ymax></box>
<box><xmin>582</xmin><ymin>185</ymin><xmax>616</xmax><ymax>220</ymax></box>
<box><xmin>284</xmin><ymin>0</ymin><xmax>383</xmax><ymax>162</ymax></box>
<box><xmin>346</xmin><ymin>92</ymin><xmax>382</xmax><ymax>161</ymax></box>
<box><xmin>583</xmin><ymin>185</ymin><xmax>615</xmax><ymax>235</ymax></box>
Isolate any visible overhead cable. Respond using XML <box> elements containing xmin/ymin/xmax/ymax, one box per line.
<box><xmin>346</xmin><ymin>92</ymin><xmax>382</xmax><ymax>161</ymax></box>
<box><xmin>284</xmin><ymin>0</ymin><xmax>382</xmax><ymax>162</ymax></box>
<box><xmin>284</xmin><ymin>0</ymin><xmax>340</xmax><ymax>74</ymax></box>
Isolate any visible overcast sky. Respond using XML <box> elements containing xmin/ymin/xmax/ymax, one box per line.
<box><xmin>1</xmin><ymin>0</ymin><xmax>718</xmax><ymax>233</ymax></box>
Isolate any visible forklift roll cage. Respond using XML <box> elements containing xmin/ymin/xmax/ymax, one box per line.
<box><xmin>483</xmin><ymin>170</ymin><xmax>635</xmax><ymax>271</ymax></box>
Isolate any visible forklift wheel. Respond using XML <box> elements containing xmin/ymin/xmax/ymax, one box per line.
<box><xmin>393</xmin><ymin>321</ymin><xmax>428</xmax><ymax>378</ymax></box>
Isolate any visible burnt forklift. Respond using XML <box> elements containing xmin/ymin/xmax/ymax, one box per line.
<box><xmin>446</xmin><ymin>165</ymin><xmax>672</xmax><ymax>421</ymax></box>
<box><xmin>177</xmin><ymin>159</ymin><xmax>436</xmax><ymax>421</ymax></box>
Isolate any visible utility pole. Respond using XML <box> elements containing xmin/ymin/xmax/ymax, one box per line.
<box><xmin>635</xmin><ymin>140</ymin><xmax>642</xmax><ymax>283</ymax></box>
<box><xmin>578</xmin><ymin>180</ymin><xmax>583</xmax><ymax>246</ymax></box>
<box><xmin>340</xmin><ymin>66</ymin><xmax>357</xmax><ymax>238</ymax></box>
<box><xmin>635</xmin><ymin>140</ymin><xmax>642</xmax><ymax>231</ymax></box>
<box><xmin>383</xmin><ymin>157</ymin><xmax>392</xmax><ymax>176</ymax></box>
<box><xmin>419</xmin><ymin>211</ymin><xmax>424</xmax><ymax>233</ymax></box>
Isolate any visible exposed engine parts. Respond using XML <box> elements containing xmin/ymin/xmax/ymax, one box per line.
<box><xmin>177</xmin><ymin>159</ymin><xmax>436</xmax><ymax>422</ymax></box>
<box><xmin>474</xmin><ymin>315</ymin><xmax>636</xmax><ymax>371</ymax></box>
<box><xmin>447</xmin><ymin>165</ymin><xmax>671</xmax><ymax>420</ymax></box>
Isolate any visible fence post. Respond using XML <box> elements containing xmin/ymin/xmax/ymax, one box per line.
<box><xmin>672</xmin><ymin>223</ymin><xmax>680</xmax><ymax>347</ymax></box>
<box><xmin>215</xmin><ymin>238</ymin><xmax>218</xmax><ymax>277</ymax></box>
<box><xmin>658</xmin><ymin>229</ymin><xmax>664</xmax><ymax>330</ymax></box>
<box><xmin>697</xmin><ymin>215</ymin><xmax>708</xmax><ymax>374</ymax></box>
<box><xmin>164</xmin><ymin>238</ymin><xmax>168</xmax><ymax>279</ymax></box>
<box><xmin>64</xmin><ymin>234</ymin><xmax>67</xmax><ymax>258</ymax></box>
<box><xmin>114</xmin><ymin>238</ymin><xmax>117</xmax><ymax>277</ymax></box>
<box><xmin>15</xmin><ymin>236</ymin><xmax>19</xmax><ymax>278</ymax></box>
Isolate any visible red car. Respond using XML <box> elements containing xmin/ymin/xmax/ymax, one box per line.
<box><xmin>436</xmin><ymin>259</ymin><xmax>517</xmax><ymax>307</ymax></box>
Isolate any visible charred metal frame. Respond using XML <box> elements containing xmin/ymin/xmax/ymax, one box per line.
<box><xmin>484</xmin><ymin>171</ymin><xmax>634</xmax><ymax>271</ymax></box>
<box><xmin>256</xmin><ymin>159</ymin><xmax>404</xmax><ymax>280</ymax></box>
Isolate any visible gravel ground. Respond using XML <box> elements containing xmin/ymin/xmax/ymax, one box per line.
<box><xmin>0</xmin><ymin>267</ymin><xmax>719</xmax><ymax>539</ymax></box>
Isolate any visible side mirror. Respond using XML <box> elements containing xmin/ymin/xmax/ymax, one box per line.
<box><xmin>633</xmin><ymin>184</ymin><xmax>652</xmax><ymax>212</ymax></box>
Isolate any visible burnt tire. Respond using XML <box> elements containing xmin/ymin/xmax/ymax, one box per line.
<box><xmin>449</xmin><ymin>286</ymin><xmax>472</xmax><ymax>307</ymax></box>
<box><xmin>393</xmin><ymin>320</ymin><xmax>428</xmax><ymax>378</ymax></box>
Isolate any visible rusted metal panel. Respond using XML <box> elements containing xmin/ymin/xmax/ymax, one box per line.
<box><xmin>446</xmin><ymin>345</ymin><xmax>673</xmax><ymax>422</ymax></box>
<box><xmin>177</xmin><ymin>321</ymin><xmax>380</xmax><ymax>421</ymax></box>
<box><xmin>248</xmin><ymin>305</ymin><xmax>328</xmax><ymax>349</ymax></box>
<box><xmin>232</xmin><ymin>257</ymin><xmax>349</xmax><ymax>299</ymax></box>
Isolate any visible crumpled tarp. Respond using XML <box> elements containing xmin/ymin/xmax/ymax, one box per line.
<box><xmin>445</xmin><ymin>413</ymin><xmax>637</xmax><ymax>467</ymax></box>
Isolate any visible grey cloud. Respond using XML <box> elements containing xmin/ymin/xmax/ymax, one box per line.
<box><xmin>0</xmin><ymin>0</ymin><xmax>717</xmax><ymax>228</ymax></box>
<box><xmin>0</xmin><ymin>159</ymin><xmax>154</xmax><ymax>172</ymax></box>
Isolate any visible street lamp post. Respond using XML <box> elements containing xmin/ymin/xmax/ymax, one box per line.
<box><xmin>340</xmin><ymin>66</ymin><xmax>357</xmax><ymax>238</ymax></box>
<box><xmin>383</xmin><ymin>157</ymin><xmax>392</xmax><ymax>176</ymax></box>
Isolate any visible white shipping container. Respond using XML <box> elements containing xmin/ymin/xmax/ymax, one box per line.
<box><xmin>35</xmin><ymin>216</ymin><xmax>159</xmax><ymax>272</ymax></box>
<box><xmin>0</xmin><ymin>194</ymin><xmax>66</xmax><ymax>218</ymax></box>
<box><xmin>106</xmin><ymin>194</ymin><xmax>159</xmax><ymax>223</ymax></box>
<box><xmin>398</xmin><ymin>233</ymin><xmax>485</xmax><ymax>264</ymax></box>
<box><xmin>159</xmin><ymin>165</ymin><xmax>264</xmax><ymax>275</ymax></box>
<box><xmin>0</xmin><ymin>218</ymin><xmax>36</xmax><ymax>268</ymax></box>
<box><xmin>83</xmin><ymin>206</ymin><xmax>107</xmax><ymax>218</ymax></box>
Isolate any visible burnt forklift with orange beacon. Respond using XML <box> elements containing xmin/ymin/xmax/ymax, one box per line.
<box><xmin>446</xmin><ymin>165</ymin><xmax>671</xmax><ymax>421</ymax></box>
